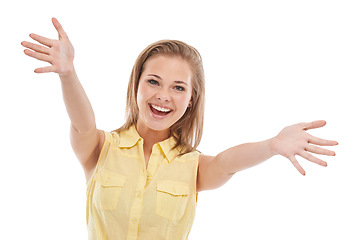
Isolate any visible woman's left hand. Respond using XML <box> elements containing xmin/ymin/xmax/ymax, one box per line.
<box><xmin>270</xmin><ymin>120</ymin><xmax>338</xmax><ymax>175</ymax></box>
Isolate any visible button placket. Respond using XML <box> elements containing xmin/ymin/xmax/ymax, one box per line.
<box><xmin>146</xmin><ymin>144</ymin><xmax>160</xmax><ymax>179</ymax></box>
<box><xmin>136</xmin><ymin>191</ymin><xmax>142</xmax><ymax>198</ymax></box>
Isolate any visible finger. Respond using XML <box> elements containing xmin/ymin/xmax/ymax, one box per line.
<box><xmin>24</xmin><ymin>49</ymin><xmax>51</xmax><ymax>63</ymax></box>
<box><xmin>29</xmin><ymin>33</ymin><xmax>54</xmax><ymax>47</ymax></box>
<box><xmin>289</xmin><ymin>155</ymin><xmax>306</xmax><ymax>176</ymax></box>
<box><xmin>305</xmin><ymin>144</ymin><xmax>336</xmax><ymax>156</ymax></box>
<box><xmin>302</xmin><ymin>120</ymin><xmax>326</xmax><ymax>130</ymax></box>
<box><xmin>21</xmin><ymin>41</ymin><xmax>50</xmax><ymax>55</ymax></box>
<box><xmin>299</xmin><ymin>150</ymin><xmax>327</xmax><ymax>167</ymax></box>
<box><xmin>34</xmin><ymin>66</ymin><xmax>56</xmax><ymax>74</ymax></box>
<box><xmin>309</xmin><ymin>135</ymin><xmax>339</xmax><ymax>146</ymax></box>
<box><xmin>52</xmin><ymin>17</ymin><xmax>68</xmax><ymax>39</ymax></box>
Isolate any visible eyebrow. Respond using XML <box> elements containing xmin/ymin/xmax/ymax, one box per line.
<box><xmin>147</xmin><ymin>74</ymin><xmax>188</xmax><ymax>86</ymax></box>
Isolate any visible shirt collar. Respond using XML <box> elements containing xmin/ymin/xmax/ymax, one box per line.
<box><xmin>118</xmin><ymin>124</ymin><xmax>142</xmax><ymax>148</ymax></box>
<box><xmin>118</xmin><ymin>125</ymin><xmax>179</xmax><ymax>163</ymax></box>
<box><xmin>158</xmin><ymin>137</ymin><xmax>179</xmax><ymax>163</ymax></box>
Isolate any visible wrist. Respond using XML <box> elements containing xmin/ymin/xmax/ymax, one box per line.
<box><xmin>59</xmin><ymin>65</ymin><xmax>77</xmax><ymax>83</ymax></box>
<box><xmin>268</xmin><ymin>136</ymin><xmax>280</xmax><ymax>156</ymax></box>
<box><xmin>59</xmin><ymin>64</ymin><xmax>75</xmax><ymax>76</ymax></box>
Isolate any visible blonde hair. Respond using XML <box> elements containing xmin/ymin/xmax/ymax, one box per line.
<box><xmin>112</xmin><ymin>40</ymin><xmax>205</xmax><ymax>155</ymax></box>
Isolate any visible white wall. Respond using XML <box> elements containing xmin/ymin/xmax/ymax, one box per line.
<box><xmin>1</xmin><ymin>0</ymin><xmax>359</xmax><ymax>239</ymax></box>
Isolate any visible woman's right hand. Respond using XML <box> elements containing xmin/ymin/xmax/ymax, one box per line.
<box><xmin>21</xmin><ymin>17</ymin><xmax>75</xmax><ymax>76</ymax></box>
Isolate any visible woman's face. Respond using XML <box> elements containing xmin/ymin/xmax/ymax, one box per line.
<box><xmin>136</xmin><ymin>55</ymin><xmax>193</xmax><ymax>132</ymax></box>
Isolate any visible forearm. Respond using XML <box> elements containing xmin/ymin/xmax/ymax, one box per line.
<box><xmin>59</xmin><ymin>67</ymin><xmax>96</xmax><ymax>133</ymax></box>
<box><xmin>215</xmin><ymin>138</ymin><xmax>276</xmax><ymax>175</ymax></box>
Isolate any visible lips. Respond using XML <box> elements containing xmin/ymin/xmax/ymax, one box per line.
<box><xmin>149</xmin><ymin>104</ymin><xmax>172</xmax><ymax>118</ymax></box>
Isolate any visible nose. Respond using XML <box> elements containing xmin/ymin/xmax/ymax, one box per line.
<box><xmin>156</xmin><ymin>88</ymin><xmax>171</xmax><ymax>102</ymax></box>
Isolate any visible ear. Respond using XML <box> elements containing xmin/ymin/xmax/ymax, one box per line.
<box><xmin>188</xmin><ymin>98</ymin><xmax>193</xmax><ymax>108</ymax></box>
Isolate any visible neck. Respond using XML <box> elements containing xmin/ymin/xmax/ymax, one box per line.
<box><xmin>136</xmin><ymin>122</ymin><xmax>170</xmax><ymax>147</ymax></box>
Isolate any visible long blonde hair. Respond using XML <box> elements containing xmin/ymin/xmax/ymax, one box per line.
<box><xmin>112</xmin><ymin>40</ymin><xmax>205</xmax><ymax>155</ymax></box>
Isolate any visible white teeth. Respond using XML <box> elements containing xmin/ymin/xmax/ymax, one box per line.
<box><xmin>151</xmin><ymin>104</ymin><xmax>171</xmax><ymax>112</ymax></box>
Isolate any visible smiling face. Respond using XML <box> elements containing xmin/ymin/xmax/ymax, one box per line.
<box><xmin>136</xmin><ymin>54</ymin><xmax>193</xmax><ymax>133</ymax></box>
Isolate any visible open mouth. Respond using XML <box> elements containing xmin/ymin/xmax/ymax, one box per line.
<box><xmin>149</xmin><ymin>104</ymin><xmax>172</xmax><ymax>117</ymax></box>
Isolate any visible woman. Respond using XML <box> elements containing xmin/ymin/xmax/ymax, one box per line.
<box><xmin>21</xmin><ymin>18</ymin><xmax>338</xmax><ymax>240</ymax></box>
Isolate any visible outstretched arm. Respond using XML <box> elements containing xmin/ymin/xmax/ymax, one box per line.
<box><xmin>21</xmin><ymin>18</ymin><xmax>93</xmax><ymax>132</ymax></box>
<box><xmin>21</xmin><ymin>18</ymin><xmax>103</xmax><ymax>174</ymax></box>
<box><xmin>197</xmin><ymin>120</ymin><xmax>338</xmax><ymax>192</ymax></box>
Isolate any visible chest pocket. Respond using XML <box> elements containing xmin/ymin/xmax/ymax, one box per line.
<box><xmin>155</xmin><ymin>181</ymin><xmax>190</xmax><ymax>220</ymax></box>
<box><xmin>94</xmin><ymin>170</ymin><xmax>127</xmax><ymax>211</ymax></box>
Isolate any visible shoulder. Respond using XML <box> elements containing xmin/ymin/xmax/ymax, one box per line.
<box><xmin>197</xmin><ymin>154</ymin><xmax>215</xmax><ymax>175</ymax></box>
<box><xmin>100</xmin><ymin>130</ymin><xmax>122</xmax><ymax>147</ymax></box>
<box><xmin>177</xmin><ymin>151</ymin><xmax>214</xmax><ymax>165</ymax></box>
<box><xmin>184</xmin><ymin>148</ymin><xmax>204</xmax><ymax>158</ymax></box>
<box><xmin>199</xmin><ymin>154</ymin><xmax>215</xmax><ymax>166</ymax></box>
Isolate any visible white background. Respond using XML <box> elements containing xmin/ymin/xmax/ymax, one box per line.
<box><xmin>1</xmin><ymin>0</ymin><xmax>359</xmax><ymax>239</ymax></box>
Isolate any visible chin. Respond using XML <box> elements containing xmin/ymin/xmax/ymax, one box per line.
<box><xmin>144</xmin><ymin>120</ymin><xmax>173</xmax><ymax>132</ymax></box>
<box><xmin>143</xmin><ymin>109</ymin><xmax>177</xmax><ymax>131</ymax></box>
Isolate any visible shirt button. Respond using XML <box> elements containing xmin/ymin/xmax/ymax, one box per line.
<box><xmin>137</xmin><ymin>192</ymin><xmax>142</xmax><ymax>198</ymax></box>
<box><xmin>132</xmin><ymin>218</ymin><xmax>137</xmax><ymax>224</ymax></box>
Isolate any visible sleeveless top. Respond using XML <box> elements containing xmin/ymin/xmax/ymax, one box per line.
<box><xmin>86</xmin><ymin>125</ymin><xmax>200</xmax><ymax>240</ymax></box>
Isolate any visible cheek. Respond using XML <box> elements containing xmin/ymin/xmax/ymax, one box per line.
<box><xmin>136</xmin><ymin>84</ymin><xmax>149</xmax><ymax>107</ymax></box>
<box><xmin>175</xmin><ymin>94</ymin><xmax>192</xmax><ymax>112</ymax></box>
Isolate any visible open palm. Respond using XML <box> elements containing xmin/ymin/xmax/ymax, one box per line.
<box><xmin>271</xmin><ymin>120</ymin><xmax>338</xmax><ymax>175</ymax></box>
<box><xmin>21</xmin><ymin>17</ymin><xmax>74</xmax><ymax>76</ymax></box>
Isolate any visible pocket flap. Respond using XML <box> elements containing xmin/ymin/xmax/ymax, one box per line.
<box><xmin>157</xmin><ymin>181</ymin><xmax>189</xmax><ymax>196</ymax></box>
<box><xmin>96</xmin><ymin>170</ymin><xmax>127</xmax><ymax>187</ymax></box>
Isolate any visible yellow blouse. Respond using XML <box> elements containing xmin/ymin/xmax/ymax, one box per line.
<box><xmin>86</xmin><ymin>125</ymin><xmax>200</xmax><ymax>240</ymax></box>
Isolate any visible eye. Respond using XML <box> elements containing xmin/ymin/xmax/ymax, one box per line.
<box><xmin>174</xmin><ymin>86</ymin><xmax>185</xmax><ymax>91</ymax></box>
<box><xmin>147</xmin><ymin>79</ymin><xmax>159</xmax><ymax>85</ymax></box>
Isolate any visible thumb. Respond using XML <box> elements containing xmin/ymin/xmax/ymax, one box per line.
<box><xmin>52</xmin><ymin>17</ymin><xmax>68</xmax><ymax>40</ymax></box>
<box><xmin>302</xmin><ymin>120</ymin><xmax>327</xmax><ymax>130</ymax></box>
